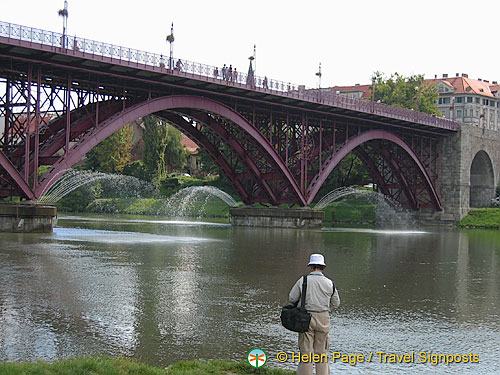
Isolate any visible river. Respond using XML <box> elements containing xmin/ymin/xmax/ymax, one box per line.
<box><xmin>0</xmin><ymin>214</ymin><xmax>499</xmax><ymax>374</ymax></box>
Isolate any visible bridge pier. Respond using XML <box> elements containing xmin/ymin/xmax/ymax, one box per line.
<box><xmin>437</xmin><ymin>124</ymin><xmax>500</xmax><ymax>222</ymax></box>
<box><xmin>0</xmin><ymin>202</ymin><xmax>57</xmax><ymax>233</ymax></box>
<box><xmin>230</xmin><ymin>206</ymin><xmax>324</xmax><ymax>229</ymax></box>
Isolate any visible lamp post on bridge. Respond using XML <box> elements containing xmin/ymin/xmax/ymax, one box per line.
<box><xmin>166</xmin><ymin>23</ymin><xmax>174</xmax><ymax>70</ymax></box>
<box><xmin>58</xmin><ymin>0</ymin><xmax>68</xmax><ymax>48</ymax></box>
<box><xmin>315</xmin><ymin>62</ymin><xmax>322</xmax><ymax>101</ymax></box>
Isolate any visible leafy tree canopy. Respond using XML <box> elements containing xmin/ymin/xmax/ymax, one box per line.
<box><xmin>372</xmin><ymin>71</ymin><xmax>440</xmax><ymax>115</ymax></box>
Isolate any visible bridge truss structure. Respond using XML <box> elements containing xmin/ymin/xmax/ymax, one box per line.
<box><xmin>0</xmin><ymin>21</ymin><xmax>458</xmax><ymax>210</ymax></box>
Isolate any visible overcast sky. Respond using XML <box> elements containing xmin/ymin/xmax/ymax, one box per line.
<box><xmin>3</xmin><ymin>0</ymin><xmax>499</xmax><ymax>88</ymax></box>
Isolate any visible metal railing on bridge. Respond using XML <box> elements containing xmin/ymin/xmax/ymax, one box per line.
<box><xmin>0</xmin><ymin>20</ymin><xmax>457</xmax><ymax>131</ymax></box>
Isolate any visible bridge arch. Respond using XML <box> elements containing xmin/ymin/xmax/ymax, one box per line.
<box><xmin>307</xmin><ymin>129</ymin><xmax>442</xmax><ymax>210</ymax></box>
<box><xmin>469</xmin><ymin>150</ymin><xmax>495</xmax><ymax>207</ymax></box>
<box><xmin>35</xmin><ymin>96</ymin><xmax>307</xmax><ymax>205</ymax></box>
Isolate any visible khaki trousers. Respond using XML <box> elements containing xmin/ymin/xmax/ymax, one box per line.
<box><xmin>297</xmin><ymin>311</ymin><xmax>330</xmax><ymax>375</ymax></box>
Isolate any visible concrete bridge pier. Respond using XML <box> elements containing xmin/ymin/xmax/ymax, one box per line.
<box><xmin>0</xmin><ymin>202</ymin><xmax>57</xmax><ymax>232</ymax></box>
<box><xmin>230</xmin><ymin>206</ymin><xmax>324</xmax><ymax>228</ymax></box>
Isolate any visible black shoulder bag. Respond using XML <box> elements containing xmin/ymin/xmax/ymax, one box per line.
<box><xmin>280</xmin><ymin>275</ymin><xmax>311</xmax><ymax>333</ymax></box>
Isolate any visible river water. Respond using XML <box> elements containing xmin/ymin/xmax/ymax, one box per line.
<box><xmin>0</xmin><ymin>214</ymin><xmax>499</xmax><ymax>374</ymax></box>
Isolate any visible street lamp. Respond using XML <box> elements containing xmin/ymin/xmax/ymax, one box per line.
<box><xmin>315</xmin><ymin>62</ymin><xmax>322</xmax><ymax>87</ymax></box>
<box><xmin>58</xmin><ymin>0</ymin><xmax>68</xmax><ymax>48</ymax></box>
<box><xmin>247</xmin><ymin>54</ymin><xmax>255</xmax><ymax>88</ymax></box>
<box><xmin>315</xmin><ymin>62</ymin><xmax>322</xmax><ymax>100</ymax></box>
<box><xmin>166</xmin><ymin>23</ymin><xmax>174</xmax><ymax>69</ymax></box>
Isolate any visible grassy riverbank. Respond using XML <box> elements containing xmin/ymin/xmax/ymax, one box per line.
<box><xmin>0</xmin><ymin>357</ymin><xmax>294</xmax><ymax>375</ymax></box>
<box><xmin>458</xmin><ymin>208</ymin><xmax>500</xmax><ymax>229</ymax></box>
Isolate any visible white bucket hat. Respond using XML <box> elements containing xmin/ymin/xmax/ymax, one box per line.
<box><xmin>308</xmin><ymin>253</ymin><xmax>326</xmax><ymax>266</ymax></box>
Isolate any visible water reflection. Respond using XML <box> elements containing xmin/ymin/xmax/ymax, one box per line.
<box><xmin>0</xmin><ymin>216</ymin><xmax>499</xmax><ymax>374</ymax></box>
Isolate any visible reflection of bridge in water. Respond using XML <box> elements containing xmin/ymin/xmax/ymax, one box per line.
<box><xmin>1</xmin><ymin>20</ymin><xmax>493</xmax><ymax>223</ymax></box>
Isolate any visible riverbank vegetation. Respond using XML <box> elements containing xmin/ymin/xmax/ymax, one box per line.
<box><xmin>0</xmin><ymin>357</ymin><xmax>294</xmax><ymax>375</ymax></box>
<box><xmin>458</xmin><ymin>208</ymin><xmax>500</xmax><ymax>229</ymax></box>
<box><xmin>321</xmin><ymin>195</ymin><xmax>376</xmax><ymax>224</ymax></box>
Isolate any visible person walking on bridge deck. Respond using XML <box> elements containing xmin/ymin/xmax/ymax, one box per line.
<box><xmin>288</xmin><ymin>253</ymin><xmax>340</xmax><ymax>375</ymax></box>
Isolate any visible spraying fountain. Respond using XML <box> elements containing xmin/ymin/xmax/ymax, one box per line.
<box><xmin>159</xmin><ymin>186</ymin><xmax>237</xmax><ymax>217</ymax></box>
<box><xmin>38</xmin><ymin>169</ymin><xmax>157</xmax><ymax>204</ymax></box>
<box><xmin>315</xmin><ymin>186</ymin><xmax>415</xmax><ymax>226</ymax></box>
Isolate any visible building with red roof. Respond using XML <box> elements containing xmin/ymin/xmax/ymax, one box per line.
<box><xmin>327</xmin><ymin>74</ymin><xmax>500</xmax><ymax>129</ymax></box>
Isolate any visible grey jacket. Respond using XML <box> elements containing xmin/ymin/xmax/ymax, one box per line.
<box><xmin>289</xmin><ymin>271</ymin><xmax>340</xmax><ymax>312</ymax></box>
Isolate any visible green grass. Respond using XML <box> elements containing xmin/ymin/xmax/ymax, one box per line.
<box><xmin>458</xmin><ymin>207</ymin><xmax>500</xmax><ymax>228</ymax></box>
<box><xmin>0</xmin><ymin>358</ymin><xmax>293</xmax><ymax>375</ymax></box>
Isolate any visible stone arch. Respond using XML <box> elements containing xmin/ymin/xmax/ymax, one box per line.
<box><xmin>469</xmin><ymin>150</ymin><xmax>495</xmax><ymax>207</ymax></box>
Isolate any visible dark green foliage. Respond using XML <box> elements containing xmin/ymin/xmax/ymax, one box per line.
<box><xmin>142</xmin><ymin>115</ymin><xmax>169</xmax><ymax>182</ymax></box>
<box><xmin>321</xmin><ymin>195</ymin><xmax>376</xmax><ymax>223</ymax></box>
<box><xmin>56</xmin><ymin>182</ymin><xmax>102</xmax><ymax>212</ymax></box>
<box><xmin>164</xmin><ymin>126</ymin><xmax>186</xmax><ymax>172</ymax></box>
<box><xmin>159</xmin><ymin>176</ymin><xmax>181</xmax><ymax>196</ymax></box>
<box><xmin>372</xmin><ymin>71</ymin><xmax>440</xmax><ymax>115</ymax></box>
<box><xmin>198</xmin><ymin>149</ymin><xmax>220</xmax><ymax>175</ymax></box>
<box><xmin>314</xmin><ymin>153</ymin><xmax>370</xmax><ymax>202</ymax></box>
<box><xmin>122</xmin><ymin>160</ymin><xmax>146</xmax><ymax>180</ymax></box>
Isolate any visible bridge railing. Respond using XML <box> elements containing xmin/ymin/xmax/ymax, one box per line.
<box><xmin>0</xmin><ymin>20</ymin><xmax>457</xmax><ymax>131</ymax></box>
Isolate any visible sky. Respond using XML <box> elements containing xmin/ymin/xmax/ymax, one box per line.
<box><xmin>3</xmin><ymin>0</ymin><xmax>500</xmax><ymax>88</ymax></box>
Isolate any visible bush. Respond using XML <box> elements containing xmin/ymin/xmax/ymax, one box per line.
<box><xmin>122</xmin><ymin>160</ymin><xmax>146</xmax><ymax>180</ymax></box>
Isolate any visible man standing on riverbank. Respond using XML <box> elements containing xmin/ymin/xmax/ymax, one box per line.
<box><xmin>288</xmin><ymin>253</ymin><xmax>340</xmax><ymax>375</ymax></box>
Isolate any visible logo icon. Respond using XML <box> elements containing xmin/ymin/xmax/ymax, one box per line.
<box><xmin>248</xmin><ymin>348</ymin><xmax>267</xmax><ymax>368</ymax></box>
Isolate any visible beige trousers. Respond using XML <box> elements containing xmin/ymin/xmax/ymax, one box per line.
<box><xmin>297</xmin><ymin>311</ymin><xmax>330</xmax><ymax>375</ymax></box>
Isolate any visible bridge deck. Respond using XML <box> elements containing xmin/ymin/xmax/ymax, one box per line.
<box><xmin>0</xmin><ymin>21</ymin><xmax>457</xmax><ymax>136</ymax></box>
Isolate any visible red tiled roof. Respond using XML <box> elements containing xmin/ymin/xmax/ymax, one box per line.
<box><xmin>426</xmin><ymin>77</ymin><xmax>497</xmax><ymax>98</ymax></box>
<box><xmin>330</xmin><ymin>84</ymin><xmax>372</xmax><ymax>98</ymax></box>
<box><xmin>181</xmin><ymin>133</ymin><xmax>198</xmax><ymax>153</ymax></box>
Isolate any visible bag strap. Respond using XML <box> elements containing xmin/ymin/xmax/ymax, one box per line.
<box><xmin>300</xmin><ymin>275</ymin><xmax>308</xmax><ymax>308</ymax></box>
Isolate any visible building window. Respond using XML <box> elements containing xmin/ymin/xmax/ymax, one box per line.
<box><xmin>457</xmin><ymin>109</ymin><xmax>462</xmax><ymax>118</ymax></box>
<box><xmin>455</xmin><ymin>97</ymin><xmax>463</xmax><ymax>103</ymax></box>
<box><xmin>490</xmin><ymin>101</ymin><xmax>496</xmax><ymax>107</ymax></box>
<box><xmin>476</xmin><ymin>98</ymin><xmax>480</xmax><ymax>104</ymax></box>
<box><xmin>467</xmin><ymin>97</ymin><xmax>473</xmax><ymax>103</ymax></box>
<box><xmin>443</xmin><ymin>98</ymin><xmax>450</xmax><ymax>104</ymax></box>
<box><xmin>483</xmin><ymin>99</ymin><xmax>489</xmax><ymax>105</ymax></box>
<box><xmin>471</xmin><ymin>109</ymin><xmax>474</xmax><ymax>117</ymax></box>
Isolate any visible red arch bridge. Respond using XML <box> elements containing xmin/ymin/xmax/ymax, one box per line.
<box><xmin>0</xmin><ymin>21</ymin><xmax>458</xmax><ymax>210</ymax></box>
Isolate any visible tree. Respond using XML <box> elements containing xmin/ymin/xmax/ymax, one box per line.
<box><xmin>372</xmin><ymin>71</ymin><xmax>440</xmax><ymax>115</ymax></box>
<box><xmin>164</xmin><ymin>126</ymin><xmax>186</xmax><ymax>173</ymax></box>
<box><xmin>142</xmin><ymin>115</ymin><xmax>168</xmax><ymax>182</ymax></box>
<box><xmin>85</xmin><ymin>124</ymin><xmax>133</xmax><ymax>173</ymax></box>
<box><xmin>142</xmin><ymin>116</ymin><xmax>187</xmax><ymax>182</ymax></box>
